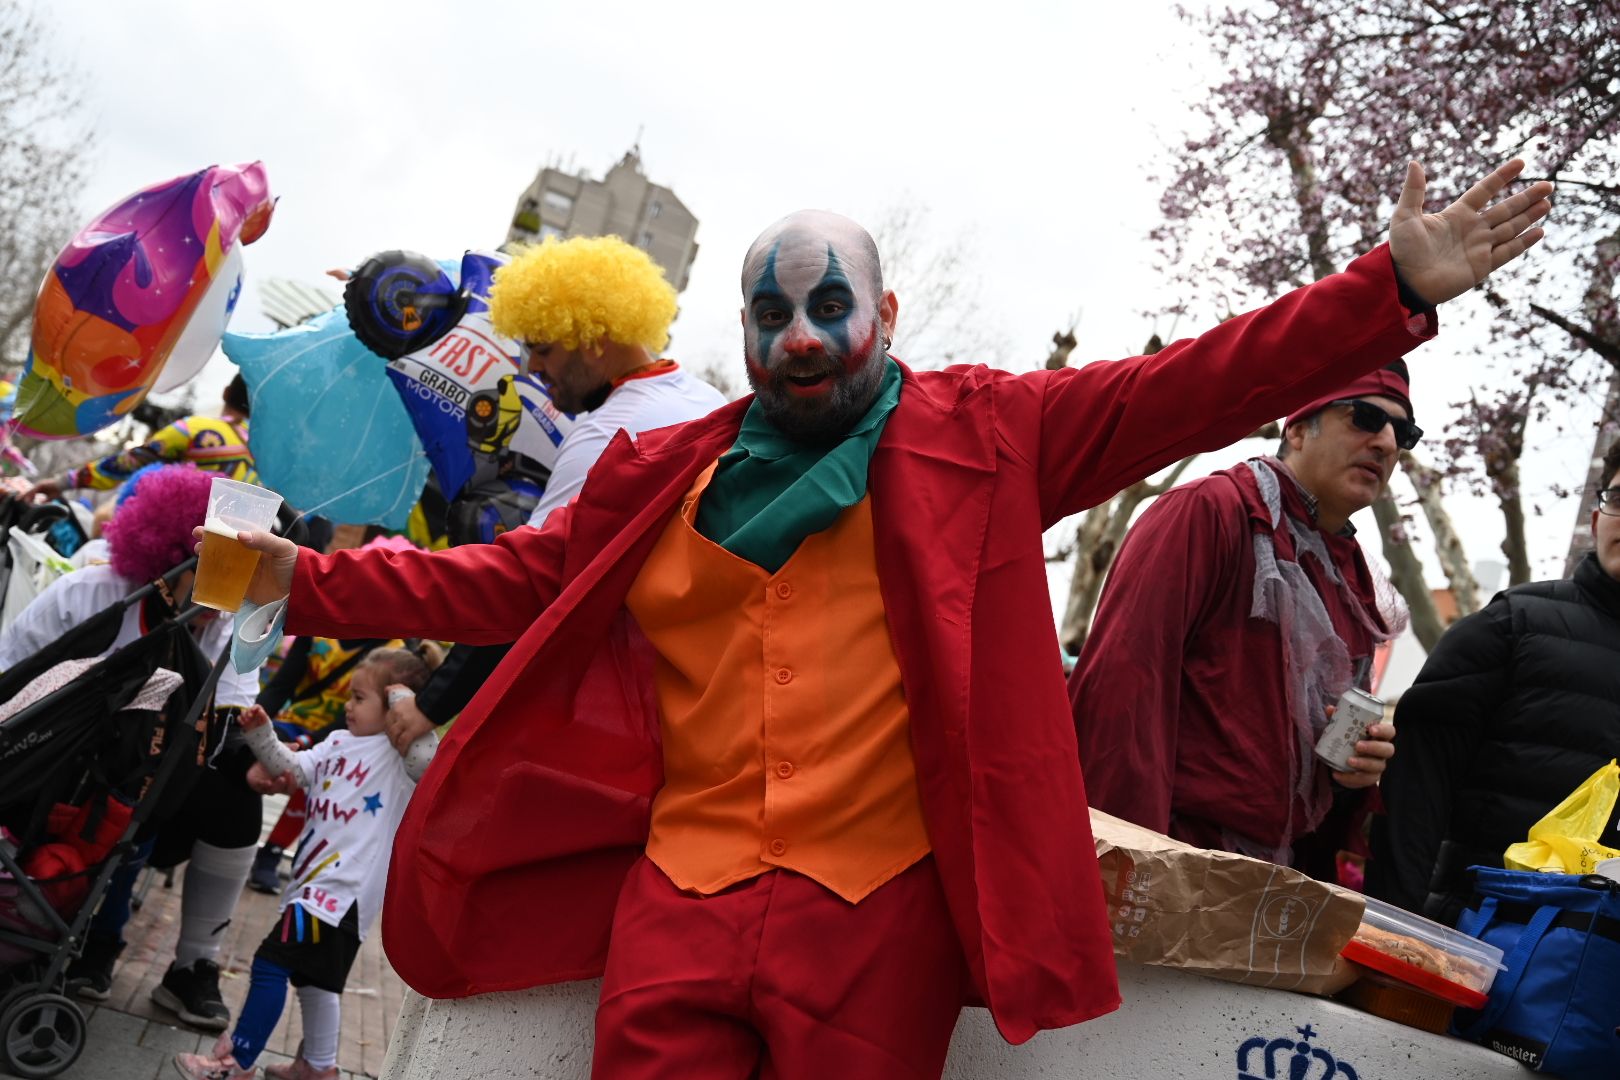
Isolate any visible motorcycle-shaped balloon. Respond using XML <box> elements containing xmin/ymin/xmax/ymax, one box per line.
<box><xmin>343</xmin><ymin>250</ymin><xmax>576</xmax><ymax>545</ymax></box>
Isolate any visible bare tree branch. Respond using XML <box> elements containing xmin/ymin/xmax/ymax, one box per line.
<box><xmin>0</xmin><ymin>4</ymin><xmax>95</xmax><ymax>375</ymax></box>
<box><xmin>1527</xmin><ymin>304</ymin><xmax>1620</xmax><ymax>367</ymax></box>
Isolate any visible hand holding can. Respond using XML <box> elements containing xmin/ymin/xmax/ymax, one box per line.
<box><xmin>1315</xmin><ymin>688</ymin><xmax>1385</xmax><ymax>773</ymax></box>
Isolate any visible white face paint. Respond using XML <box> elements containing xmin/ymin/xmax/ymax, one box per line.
<box><xmin>739</xmin><ymin>210</ymin><xmax>890</xmax><ymax>442</ymax></box>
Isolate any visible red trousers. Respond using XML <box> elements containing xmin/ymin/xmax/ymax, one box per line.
<box><xmin>266</xmin><ymin>789</ymin><xmax>307</xmax><ymax>849</ymax></box>
<box><xmin>594</xmin><ymin>856</ymin><xmax>969</xmax><ymax>1080</ymax></box>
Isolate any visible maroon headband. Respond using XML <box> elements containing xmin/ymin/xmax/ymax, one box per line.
<box><xmin>1284</xmin><ymin>361</ymin><xmax>1413</xmax><ymax>429</ymax></box>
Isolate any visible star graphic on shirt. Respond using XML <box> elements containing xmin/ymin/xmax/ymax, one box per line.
<box><xmin>362</xmin><ymin>792</ymin><xmax>384</xmax><ymax>816</ymax></box>
<box><xmin>322</xmin><ymin>780</ymin><xmax>332</xmax><ymax>791</ymax></box>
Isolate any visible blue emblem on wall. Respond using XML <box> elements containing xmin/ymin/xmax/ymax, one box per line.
<box><xmin>1237</xmin><ymin>1024</ymin><xmax>1358</xmax><ymax>1080</ymax></box>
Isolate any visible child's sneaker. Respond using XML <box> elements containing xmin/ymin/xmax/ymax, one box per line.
<box><xmin>172</xmin><ymin>1050</ymin><xmax>255</xmax><ymax>1079</ymax></box>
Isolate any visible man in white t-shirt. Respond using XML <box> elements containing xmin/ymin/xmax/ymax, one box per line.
<box><xmin>525</xmin><ymin>358</ymin><xmax>726</xmax><ymax>528</ymax></box>
<box><xmin>383</xmin><ymin>234</ymin><xmax>725</xmax><ymax>743</ymax></box>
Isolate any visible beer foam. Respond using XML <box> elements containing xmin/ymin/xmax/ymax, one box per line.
<box><xmin>203</xmin><ymin>517</ymin><xmax>242</xmax><ymax>539</ymax></box>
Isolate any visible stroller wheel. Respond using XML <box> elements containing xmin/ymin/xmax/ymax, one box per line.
<box><xmin>0</xmin><ymin>992</ymin><xmax>86</xmax><ymax>1078</ymax></box>
<box><xmin>0</xmin><ymin>981</ymin><xmax>35</xmax><ymax>1017</ymax></box>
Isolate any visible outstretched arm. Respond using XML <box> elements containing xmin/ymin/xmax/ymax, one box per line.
<box><xmin>28</xmin><ymin>417</ymin><xmax>201</xmax><ymax>500</ymax></box>
<box><xmin>1018</xmin><ymin>160</ymin><xmax>1552</xmax><ymax>524</ymax></box>
<box><xmin>201</xmin><ymin>501</ymin><xmax>571</xmax><ymax>644</ymax></box>
<box><xmin>238</xmin><ymin>703</ymin><xmax>312</xmax><ymax>788</ymax></box>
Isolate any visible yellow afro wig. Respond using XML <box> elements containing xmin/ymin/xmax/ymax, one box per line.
<box><xmin>489</xmin><ymin>235</ymin><xmax>678</xmax><ymax>353</ymax></box>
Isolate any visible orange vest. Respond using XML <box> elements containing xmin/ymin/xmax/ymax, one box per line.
<box><xmin>624</xmin><ymin>463</ymin><xmax>930</xmax><ymax>902</ymax></box>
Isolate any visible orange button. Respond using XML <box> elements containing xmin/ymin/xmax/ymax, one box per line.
<box><xmin>774</xmin><ymin>668</ymin><xmax>793</xmax><ymax>685</ymax></box>
<box><xmin>769</xmin><ymin>839</ymin><xmax>788</xmax><ymax>856</ymax></box>
<box><xmin>775</xmin><ymin>761</ymin><xmax>795</xmax><ymax>779</ymax></box>
<box><xmin>774</xmin><ymin>582</ymin><xmax>793</xmax><ymax>600</ymax></box>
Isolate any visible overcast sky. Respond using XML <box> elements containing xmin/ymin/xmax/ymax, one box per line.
<box><xmin>45</xmin><ymin>0</ymin><xmax>1606</xmax><ymax>583</ymax></box>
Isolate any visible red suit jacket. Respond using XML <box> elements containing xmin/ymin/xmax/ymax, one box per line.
<box><xmin>286</xmin><ymin>246</ymin><xmax>1433</xmax><ymax>1044</ymax></box>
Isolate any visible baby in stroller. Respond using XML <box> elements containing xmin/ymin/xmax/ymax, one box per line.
<box><xmin>0</xmin><ymin>465</ymin><xmax>266</xmax><ymax>1034</ymax></box>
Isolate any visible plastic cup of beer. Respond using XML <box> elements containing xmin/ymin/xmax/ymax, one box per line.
<box><xmin>193</xmin><ymin>477</ymin><xmax>283</xmax><ymax>613</ymax></box>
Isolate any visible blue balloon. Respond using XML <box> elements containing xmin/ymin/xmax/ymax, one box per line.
<box><xmin>224</xmin><ymin>308</ymin><xmax>431</xmax><ymax>529</ymax></box>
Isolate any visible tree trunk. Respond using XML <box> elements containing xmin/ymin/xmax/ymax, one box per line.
<box><xmin>1274</xmin><ymin>122</ymin><xmax>1336</xmax><ymax>282</ymax></box>
<box><xmin>0</xmin><ymin>302</ymin><xmax>33</xmax><ymax>369</ymax></box>
<box><xmin>1060</xmin><ymin>502</ymin><xmax>1119</xmax><ymax>653</ymax></box>
<box><xmin>1561</xmin><ymin>226</ymin><xmax>1620</xmax><ymax>575</ymax></box>
<box><xmin>1494</xmin><ymin>454</ymin><xmax>1533</xmax><ymax>587</ymax></box>
<box><xmin>1371</xmin><ymin>488</ymin><xmax>1446</xmax><ymax>651</ymax></box>
<box><xmin>1399</xmin><ymin>450</ymin><xmax>1480</xmax><ymax>617</ymax></box>
<box><xmin>1060</xmin><ymin>453</ymin><xmax>1204</xmax><ymax>651</ymax></box>
<box><xmin>1045</xmin><ymin>329</ymin><xmax>1078</xmax><ymax>371</ymax></box>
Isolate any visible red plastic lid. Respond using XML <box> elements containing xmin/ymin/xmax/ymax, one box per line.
<box><xmin>1341</xmin><ymin>940</ymin><xmax>1489</xmax><ymax>1010</ymax></box>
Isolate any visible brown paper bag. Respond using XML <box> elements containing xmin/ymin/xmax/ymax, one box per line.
<box><xmin>1091</xmin><ymin>809</ymin><xmax>1364</xmax><ymax>995</ymax></box>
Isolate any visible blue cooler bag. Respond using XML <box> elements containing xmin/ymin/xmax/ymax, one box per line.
<box><xmin>1453</xmin><ymin>867</ymin><xmax>1620</xmax><ymax>1079</ymax></box>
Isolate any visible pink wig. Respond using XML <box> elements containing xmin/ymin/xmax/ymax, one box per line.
<box><xmin>104</xmin><ymin>465</ymin><xmax>213</xmax><ymax>583</ymax></box>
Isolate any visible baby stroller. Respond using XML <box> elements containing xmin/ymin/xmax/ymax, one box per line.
<box><xmin>0</xmin><ymin>558</ymin><xmax>228</xmax><ymax>1078</ymax></box>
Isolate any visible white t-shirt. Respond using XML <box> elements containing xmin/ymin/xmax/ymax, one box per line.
<box><xmin>276</xmin><ymin>729</ymin><xmax>417</xmax><ymax>937</ymax></box>
<box><xmin>526</xmin><ymin>364</ymin><xmax>727</xmax><ymax>528</ymax></box>
<box><xmin>0</xmin><ymin>563</ymin><xmax>259</xmax><ymax>707</ymax></box>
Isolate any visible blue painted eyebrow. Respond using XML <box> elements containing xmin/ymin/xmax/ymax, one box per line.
<box><xmin>748</xmin><ymin>243</ymin><xmax>783</xmax><ymax>303</ymax></box>
<box><xmin>812</xmin><ymin>245</ymin><xmax>852</xmax><ymax>295</ymax></box>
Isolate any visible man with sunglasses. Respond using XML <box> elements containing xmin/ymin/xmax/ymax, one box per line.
<box><xmin>1069</xmin><ymin>360</ymin><xmax>1418</xmax><ymax>879</ymax></box>
<box><xmin>1368</xmin><ymin>439</ymin><xmax>1620</xmax><ymax>924</ymax></box>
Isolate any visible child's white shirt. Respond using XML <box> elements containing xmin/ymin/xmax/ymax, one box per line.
<box><xmin>244</xmin><ymin>725</ymin><xmax>434</xmax><ymax>939</ymax></box>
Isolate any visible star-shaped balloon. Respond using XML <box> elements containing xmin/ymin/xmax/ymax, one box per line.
<box><xmin>224</xmin><ymin>308</ymin><xmax>430</xmax><ymax>529</ymax></box>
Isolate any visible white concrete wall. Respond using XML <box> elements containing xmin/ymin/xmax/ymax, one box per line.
<box><xmin>379</xmin><ymin>962</ymin><xmax>1525</xmax><ymax>1080</ymax></box>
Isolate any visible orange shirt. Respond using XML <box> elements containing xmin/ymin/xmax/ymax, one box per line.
<box><xmin>624</xmin><ymin>463</ymin><xmax>930</xmax><ymax>902</ymax></box>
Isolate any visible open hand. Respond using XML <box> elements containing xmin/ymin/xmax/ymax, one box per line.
<box><xmin>1389</xmin><ymin>159</ymin><xmax>1552</xmax><ymax>306</ymax></box>
<box><xmin>1332</xmin><ymin>721</ymin><xmax>1396</xmax><ymax>790</ymax></box>
<box><xmin>192</xmin><ymin>525</ymin><xmax>299</xmax><ymax>605</ymax></box>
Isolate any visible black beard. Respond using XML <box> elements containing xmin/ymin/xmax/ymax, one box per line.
<box><xmin>577</xmin><ymin>380</ymin><xmax>613</xmax><ymax>413</ymax></box>
<box><xmin>745</xmin><ymin>349</ymin><xmax>887</xmax><ymax>445</ymax></box>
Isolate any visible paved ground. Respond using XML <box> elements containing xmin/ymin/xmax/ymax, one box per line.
<box><xmin>4</xmin><ymin>797</ymin><xmax>406</xmax><ymax>1080</ymax></box>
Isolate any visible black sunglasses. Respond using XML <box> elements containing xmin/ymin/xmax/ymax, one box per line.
<box><xmin>1327</xmin><ymin>398</ymin><xmax>1423</xmax><ymax>450</ymax></box>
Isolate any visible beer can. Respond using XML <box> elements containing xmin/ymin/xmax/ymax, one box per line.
<box><xmin>1315</xmin><ymin>687</ymin><xmax>1384</xmax><ymax>772</ymax></box>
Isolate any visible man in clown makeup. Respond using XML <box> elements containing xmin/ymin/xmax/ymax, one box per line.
<box><xmin>223</xmin><ymin>160</ymin><xmax>1549</xmax><ymax>1078</ymax></box>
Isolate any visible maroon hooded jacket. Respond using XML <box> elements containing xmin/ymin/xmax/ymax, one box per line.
<box><xmin>1070</xmin><ymin>459</ymin><xmax>1391</xmax><ymax>861</ymax></box>
<box><xmin>283</xmin><ymin>245</ymin><xmax>1432</xmax><ymax>1044</ymax></box>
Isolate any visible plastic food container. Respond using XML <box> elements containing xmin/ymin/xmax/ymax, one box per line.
<box><xmin>1340</xmin><ymin>897</ymin><xmax>1505</xmax><ymax>1009</ymax></box>
<box><xmin>1340</xmin><ymin>975</ymin><xmax>1457</xmax><ymax>1034</ymax></box>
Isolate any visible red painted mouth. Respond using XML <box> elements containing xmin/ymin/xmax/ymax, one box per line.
<box><xmin>784</xmin><ymin>371</ymin><xmax>834</xmax><ymax>396</ymax></box>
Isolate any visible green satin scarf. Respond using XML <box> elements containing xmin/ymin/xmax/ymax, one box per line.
<box><xmin>695</xmin><ymin>359</ymin><xmax>902</xmax><ymax>573</ymax></box>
